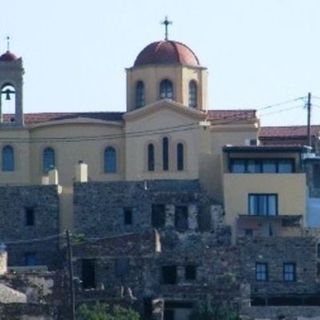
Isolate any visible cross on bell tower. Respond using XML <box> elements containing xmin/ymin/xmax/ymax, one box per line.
<box><xmin>161</xmin><ymin>16</ymin><xmax>172</xmax><ymax>41</ymax></box>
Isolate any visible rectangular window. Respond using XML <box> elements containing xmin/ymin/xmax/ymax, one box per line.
<box><xmin>81</xmin><ymin>259</ymin><xmax>96</xmax><ymax>289</ymax></box>
<box><xmin>278</xmin><ymin>159</ymin><xmax>294</xmax><ymax>173</ymax></box>
<box><xmin>314</xmin><ymin>164</ymin><xmax>320</xmax><ymax>188</ymax></box>
<box><xmin>230</xmin><ymin>159</ymin><xmax>246</xmax><ymax>173</ymax></box>
<box><xmin>124</xmin><ymin>208</ymin><xmax>133</xmax><ymax>225</ymax></box>
<box><xmin>24</xmin><ymin>253</ymin><xmax>37</xmax><ymax>266</ymax></box>
<box><xmin>175</xmin><ymin>206</ymin><xmax>188</xmax><ymax>231</ymax></box>
<box><xmin>115</xmin><ymin>258</ymin><xmax>129</xmax><ymax>277</ymax></box>
<box><xmin>256</xmin><ymin>262</ymin><xmax>268</xmax><ymax>281</ymax></box>
<box><xmin>230</xmin><ymin>158</ymin><xmax>294</xmax><ymax>173</ymax></box>
<box><xmin>161</xmin><ymin>266</ymin><xmax>177</xmax><ymax>284</ymax></box>
<box><xmin>25</xmin><ymin>207</ymin><xmax>35</xmax><ymax>226</ymax></box>
<box><xmin>283</xmin><ymin>263</ymin><xmax>296</xmax><ymax>282</ymax></box>
<box><xmin>249</xmin><ymin>194</ymin><xmax>278</xmax><ymax>216</ymax></box>
<box><xmin>151</xmin><ymin>204</ymin><xmax>166</xmax><ymax>228</ymax></box>
<box><xmin>185</xmin><ymin>265</ymin><xmax>197</xmax><ymax>281</ymax></box>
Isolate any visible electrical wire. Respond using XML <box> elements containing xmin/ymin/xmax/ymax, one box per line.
<box><xmin>0</xmin><ymin>97</ymin><xmax>311</xmax><ymax>144</ymax></box>
<box><xmin>3</xmin><ymin>232</ymin><xmax>65</xmax><ymax>245</ymax></box>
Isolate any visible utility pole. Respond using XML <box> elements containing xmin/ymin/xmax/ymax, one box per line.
<box><xmin>66</xmin><ymin>229</ymin><xmax>76</xmax><ymax>320</ymax></box>
<box><xmin>307</xmin><ymin>92</ymin><xmax>312</xmax><ymax>148</ymax></box>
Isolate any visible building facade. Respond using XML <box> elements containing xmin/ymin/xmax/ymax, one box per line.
<box><xmin>0</xmin><ymin>35</ymin><xmax>319</xmax><ymax>319</ymax></box>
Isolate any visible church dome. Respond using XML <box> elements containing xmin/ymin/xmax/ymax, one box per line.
<box><xmin>134</xmin><ymin>40</ymin><xmax>200</xmax><ymax>67</ymax></box>
<box><xmin>0</xmin><ymin>51</ymin><xmax>18</xmax><ymax>62</ymax></box>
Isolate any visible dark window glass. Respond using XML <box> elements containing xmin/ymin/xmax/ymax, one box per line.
<box><xmin>136</xmin><ymin>81</ymin><xmax>145</xmax><ymax>108</ymax></box>
<box><xmin>249</xmin><ymin>194</ymin><xmax>278</xmax><ymax>216</ymax></box>
<box><xmin>230</xmin><ymin>159</ymin><xmax>246</xmax><ymax>173</ymax></box>
<box><xmin>185</xmin><ymin>265</ymin><xmax>197</xmax><ymax>280</ymax></box>
<box><xmin>256</xmin><ymin>263</ymin><xmax>268</xmax><ymax>281</ymax></box>
<box><xmin>283</xmin><ymin>263</ymin><xmax>296</xmax><ymax>282</ymax></box>
<box><xmin>43</xmin><ymin>147</ymin><xmax>55</xmax><ymax>173</ymax></box>
<box><xmin>148</xmin><ymin>144</ymin><xmax>155</xmax><ymax>171</ymax></box>
<box><xmin>104</xmin><ymin>147</ymin><xmax>117</xmax><ymax>173</ymax></box>
<box><xmin>175</xmin><ymin>205</ymin><xmax>188</xmax><ymax>231</ymax></box>
<box><xmin>159</xmin><ymin>79</ymin><xmax>173</xmax><ymax>99</ymax></box>
<box><xmin>124</xmin><ymin>208</ymin><xmax>133</xmax><ymax>225</ymax></box>
<box><xmin>314</xmin><ymin>164</ymin><xmax>320</xmax><ymax>188</ymax></box>
<box><xmin>25</xmin><ymin>253</ymin><xmax>37</xmax><ymax>266</ymax></box>
<box><xmin>2</xmin><ymin>145</ymin><xmax>14</xmax><ymax>171</ymax></box>
<box><xmin>262</xmin><ymin>160</ymin><xmax>277</xmax><ymax>173</ymax></box>
<box><xmin>152</xmin><ymin>204</ymin><xmax>166</xmax><ymax>228</ymax></box>
<box><xmin>230</xmin><ymin>158</ymin><xmax>294</xmax><ymax>173</ymax></box>
<box><xmin>188</xmin><ymin>80</ymin><xmax>197</xmax><ymax>108</ymax></box>
<box><xmin>163</xmin><ymin>137</ymin><xmax>169</xmax><ymax>171</ymax></box>
<box><xmin>25</xmin><ymin>207</ymin><xmax>35</xmax><ymax>226</ymax></box>
<box><xmin>161</xmin><ymin>266</ymin><xmax>177</xmax><ymax>284</ymax></box>
<box><xmin>81</xmin><ymin>259</ymin><xmax>96</xmax><ymax>289</ymax></box>
<box><xmin>177</xmin><ymin>143</ymin><xmax>184</xmax><ymax>171</ymax></box>
<box><xmin>278</xmin><ymin>160</ymin><xmax>294</xmax><ymax>173</ymax></box>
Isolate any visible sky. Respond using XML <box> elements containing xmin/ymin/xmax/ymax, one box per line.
<box><xmin>1</xmin><ymin>0</ymin><xmax>320</xmax><ymax>127</ymax></box>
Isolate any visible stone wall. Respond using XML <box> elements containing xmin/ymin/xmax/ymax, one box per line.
<box><xmin>0</xmin><ymin>185</ymin><xmax>60</xmax><ymax>268</ymax></box>
<box><xmin>74</xmin><ymin>180</ymin><xmax>222</xmax><ymax>238</ymax></box>
<box><xmin>72</xmin><ymin>228</ymin><xmax>245</xmax><ymax>318</ymax></box>
<box><xmin>239</xmin><ymin>236</ymin><xmax>319</xmax><ymax>297</ymax></box>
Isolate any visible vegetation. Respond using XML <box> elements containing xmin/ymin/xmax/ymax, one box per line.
<box><xmin>189</xmin><ymin>300</ymin><xmax>241</xmax><ymax>320</ymax></box>
<box><xmin>77</xmin><ymin>302</ymin><xmax>141</xmax><ymax>320</ymax></box>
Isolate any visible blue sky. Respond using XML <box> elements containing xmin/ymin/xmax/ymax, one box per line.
<box><xmin>1</xmin><ymin>0</ymin><xmax>320</xmax><ymax>126</ymax></box>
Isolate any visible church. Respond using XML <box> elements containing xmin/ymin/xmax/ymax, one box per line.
<box><xmin>0</xmin><ymin>24</ymin><xmax>320</xmax><ymax>319</ymax></box>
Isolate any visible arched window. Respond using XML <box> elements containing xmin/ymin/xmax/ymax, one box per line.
<box><xmin>177</xmin><ymin>143</ymin><xmax>184</xmax><ymax>171</ymax></box>
<box><xmin>43</xmin><ymin>147</ymin><xmax>55</xmax><ymax>173</ymax></box>
<box><xmin>147</xmin><ymin>144</ymin><xmax>155</xmax><ymax>171</ymax></box>
<box><xmin>2</xmin><ymin>145</ymin><xmax>14</xmax><ymax>171</ymax></box>
<box><xmin>188</xmin><ymin>80</ymin><xmax>197</xmax><ymax>108</ymax></box>
<box><xmin>162</xmin><ymin>137</ymin><xmax>169</xmax><ymax>171</ymax></box>
<box><xmin>159</xmin><ymin>79</ymin><xmax>173</xmax><ymax>99</ymax></box>
<box><xmin>104</xmin><ymin>147</ymin><xmax>117</xmax><ymax>173</ymax></box>
<box><xmin>135</xmin><ymin>81</ymin><xmax>145</xmax><ymax>108</ymax></box>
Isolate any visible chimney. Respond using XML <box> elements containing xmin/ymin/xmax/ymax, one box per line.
<box><xmin>41</xmin><ymin>176</ymin><xmax>49</xmax><ymax>185</ymax></box>
<box><xmin>48</xmin><ymin>167</ymin><xmax>59</xmax><ymax>185</ymax></box>
<box><xmin>75</xmin><ymin>161</ymin><xmax>88</xmax><ymax>182</ymax></box>
<box><xmin>0</xmin><ymin>244</ymin><xmax>7</xmax><ymax>275</ymax></box>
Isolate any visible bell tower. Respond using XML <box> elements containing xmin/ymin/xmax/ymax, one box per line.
<box><xmin>0</xmin><ymin>39</ymin><xmax>24</xmax><ymax>126</ymax></box>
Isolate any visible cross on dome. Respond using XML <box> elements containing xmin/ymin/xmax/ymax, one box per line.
<box><xmin>161</xmin><ymin>16</ymin><xmax>172</xmax><ymax>41</ymax></box>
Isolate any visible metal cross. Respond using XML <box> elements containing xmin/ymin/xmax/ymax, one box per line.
<box><xmin>161</xmin><ymin>16</ymin><xmax>172</xmax><ymax>40</ymax></box>
<box><xmin>6</xmin><ymin>36</ymin><xmax>10</xmax><ymax>51</ymax></box>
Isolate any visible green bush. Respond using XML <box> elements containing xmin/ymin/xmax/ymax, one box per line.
<box><xmin>189</xmin><ymin>301</ymin><xmax>241</xmax><ymax>320</ymax></box>
<box><xmin>77</xmin><ymin>302</ymin><xmax>141</xmax><ymax>320</ymax></box>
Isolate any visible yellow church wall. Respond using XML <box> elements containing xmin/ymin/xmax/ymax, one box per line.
<box><xmin>29</xmin><ymin>121</ymin><xmax>125</xmax><ymax>187</ymax></box>
<box><xmin>0</xmin><ymin>128</ymin><xmax>31</xmax><ymax>185</ymax></box>
<box><xmin>124</xmin><ymin>107</ymin><xmax>203</xmax><ymax>181</ymax></box>
<box><xmin>181</xmin><ymin>67</ymin><xmax>208</xmax><ymax>110</ymax></box>
<box><xmin>126</xmin><ymin>65</ymin><xmax>207</xmax><ymax>111</ymax></box>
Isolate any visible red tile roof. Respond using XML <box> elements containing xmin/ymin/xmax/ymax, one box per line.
<box><xmin>260</xmin><ymin>125</ymin><xmax>320</xmax><ymax>138</ymax></box>
<box><xmin>134</xmin><ymin>40</ymin><xmax>200</xmax><ymax>67</ymax></box>
<box><xmin>207</xmin><ymin>109</ymin><xmax>257</xmax><ymax>121</ymax></box>
<box><xmin>3</xmin><ymin>112</ymin><xmax>124</xmax><ymax>124</ymax></box>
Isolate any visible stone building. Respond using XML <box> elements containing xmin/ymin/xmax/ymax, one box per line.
<box><xmin>0</xmin><ymin>24</ymin><xmax>319</xmax><ymax>320</ymax></box>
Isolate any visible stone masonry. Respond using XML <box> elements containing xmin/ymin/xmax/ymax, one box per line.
<box><xmin>0</xmin><ymin>185</ymin><xmax>60</xmax><ymax>268</ymax></box>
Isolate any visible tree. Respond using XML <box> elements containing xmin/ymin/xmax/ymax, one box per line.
<box><xmin>77</xmin><ymin>302</ymin><xmax>141</xmax><ymax>320</ymax></box>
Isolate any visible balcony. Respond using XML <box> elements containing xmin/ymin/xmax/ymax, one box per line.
<box><xmin>236</xmin><ymin>214</ymin><xmax>303</xmax><ymax>238</ymax></box>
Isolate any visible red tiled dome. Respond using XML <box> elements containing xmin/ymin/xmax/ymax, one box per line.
<box><xmin>134</xmin><ymin>40</ymin><xmax>200</xmax><ymax>67</ymax></box>
<box><xmin>0</xmin><ymin>51</ymin><xmax>18</xmax><ymax>62</ymax></box>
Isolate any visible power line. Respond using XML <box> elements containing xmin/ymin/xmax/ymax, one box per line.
<box><xmin>256</xmin><ymin>96</ymin><xmax>305</xmax><ymax>111</ymax></box>
<box><xmin>258</xmin><ymin>105</ymin><xmax>303</xmax><ymax>117</ymax></box>
<box><xmin>2</xmin><ymin>232</ymin><xmax>64</xmax><ymax>245</ymax></box>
